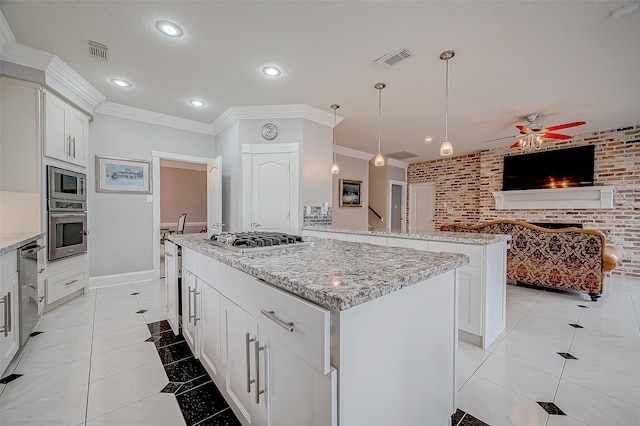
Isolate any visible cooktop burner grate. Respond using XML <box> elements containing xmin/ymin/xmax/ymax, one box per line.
<box><xmin>205</xmin><ymin>232</ymin><xmax>310</xmax><ymax>253</ymax></box>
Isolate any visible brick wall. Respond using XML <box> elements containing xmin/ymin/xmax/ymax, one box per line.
<box><xmin>407</xmin><ymin>124</ymin><xmax>640</xmax><ymax>278</ymax></box>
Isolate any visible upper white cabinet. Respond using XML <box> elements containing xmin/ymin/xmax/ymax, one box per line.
<box><xmin>43</xmin><ymin>91</ymin><xmax>89</xmax><ymax>167</ymax></box>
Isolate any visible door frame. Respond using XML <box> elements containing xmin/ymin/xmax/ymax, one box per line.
<box><xmin>241</xmin><ymin>143</ymin><xmax>300</xmax><ymax>233</ymax></box>
<box><xmin>388</xmin><ymin>179</ymin><xmax>407</xmax><ymax>232</ymax></box>
<box><xmin>151</xmin><ymin>150</ymin><xmax>216</xmax><ymax>280</ymax></box>
<box><xmin>409</xmin><ymin>182</ymin><xmax>436</xmax><ymax>233</ymax></box>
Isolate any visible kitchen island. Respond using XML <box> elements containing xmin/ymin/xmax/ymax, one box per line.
<box><xmin>303</xmin><ymin>226</ymin><xmax>511</xmax><ymax>349</ymax></box>
<box><xmin>167</xmin><ymin>233</ymin><xmax>468</xmax><ymax>426</ymax></box>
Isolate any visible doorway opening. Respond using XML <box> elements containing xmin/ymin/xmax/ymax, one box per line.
<box><xmin>388</xmin><ymin>179</ymin><xmax>407</xmax><ymax>232</ymax></box>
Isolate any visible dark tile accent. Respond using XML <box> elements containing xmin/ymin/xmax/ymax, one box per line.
<box><xmin>161</xmin><ymin>382</ymin><xmax>181</xmax><ymax>393</ymax></box>
<box><xmin>157</xmin><ymin>341</ymin><xmax>193</xmax><ymax>365</ymax></box>
<box><xmin>164</xmin><ymin>357</ymin><xmax>209</xmax><ymax>383</ymax></box>
<box><xmin>537</xmin><ymin>402</ymin><xmax>566</xmax><ymax>415</ymax></box>
<box><xmin>569</xmin><ymin>323</ymin><xmax>584</xmax><ymax>328</ymax></box>
<box><xmin>557</xmin><ymin>352</ymin><xmax>578</xmax><ymax>360</ymax></box>
<box><xmin>176</xmin><ymin>374</ymin><xmax>213</xmax><ymax>396</ymax></box>
<box><xmin>617</xmin><ymin>126</ymin><xmax>633</xmax><ymax>132</ymax></box>
<box><xmin>130</xmin><ymin>292</ymin><xmax>140</xmax><ymax>295</ymax></box>
<box><xmin>154</xmin><ymin>329</ymin><xmax>186</xmax><ymax>348</ymax></box>
<box><xmin>29</xmin><ymin>331</ymin><xmax>43</xmax><ymax>337</ymax></box>
<box><xmin>136</xmin><ymin>309</ymin><xmax>148</xmax><ymax>314</ymax></box>
<box><xmin>145</xmin><ymin>336</ymin><xmax>161</xmax><ymax>344</ymax></box>
<box><xmin>147</xmin><ymin>320</ymin><xmax>172</xmax><ymax>336</ymax></box>
<box><xmin>577</xmin><ymin>305</ymin><xmax>588</xmax><ymax>308</ymax></box>
<box><xmin>176</xmin><ymin>381</ymin><xmax>230</xmax><ymax>426</ymax></box>
<box><xmin>452</xmin><ymin>409</ymin><xmax>466</xmax><ymax>425</ymax></box>
<box><xmin>0</xmin><ymin>374</ymin><xmax>22</xmax><ymax>384</ymax></box>
<box><xmin>195</xmin><ymin>408</ymin><xmax>243</xmax><ymax>426</ymax></box>
<box><xmin>458</xmin><ymin>413</ymin><xmax>490</xmax><ymax>425</ymax></box>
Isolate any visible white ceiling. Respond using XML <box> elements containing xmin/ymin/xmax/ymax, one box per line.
<box><xmin>2</xmin><ymin>1</ymin><xmax>639</xmax><ymax>163</ymax></box>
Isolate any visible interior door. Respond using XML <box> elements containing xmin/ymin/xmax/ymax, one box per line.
<box><xmin>409</xmin><ymin>183</ymin><xmax>435</xmax><ymax>232</ymax></box>
<box><xmin>207</xmin><ymin>156</ymin><xmax>223</xmax><ymax>237</ymax></box>
<box><xmin>251</xmin><ymin>153</ymin><xmax>290</xmax><ymax>233</ymax></box>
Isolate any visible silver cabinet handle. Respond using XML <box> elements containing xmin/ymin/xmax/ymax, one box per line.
<box><xmin>255</xmin><ymin>339</ymin><xmax>265</xmax><ymax>404</ymax></box>
<box><xmin>72</xmin><ymin>137</ymin><xmax>76</xmax><ymax>158</ymax></box>
<box><xmin>193</xmin><ymin>291</ymin><xmax>200</xmax><ymax>324</ymax></box>
<box><xmin>0</xmin><ymin>293</ymin><xmax>9</xmax><ymax>337</ymax></box>
<box><xmin>245</xmin><ymin>333</ymin><xmax>256</xmax><ymax>393</ymax></box>
<box><xmin>188</xmin><ymin>286</ymin><xmax>194</xmax><ymax>323</ymax></box>
<box><xmin>65</xmin><ymin>279</ymin><xmax>78</xmax><ymax>286</ymax></box>
<box><xmin>6</xmin><ymin>291</ymin><xmax>11</xmax><ymax>334</ymax></box>
<box><xmin>66</xmin><ymin>135</ymin><xmax>71</xmax><ymax>156</ymax></box>
<box><xmin>260</xmin><ymin>309</ymin><xmax>294</xmax><ymax>332</ymax></box>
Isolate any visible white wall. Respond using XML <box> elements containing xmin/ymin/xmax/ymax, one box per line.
<box><xmin>332</xmin><ymin>154</ymin><xmax>368</xmax><ymax>229</ymax></box>
<box><xmin>216</xmin><ymin>122</ymin><xmax>241</xmax><ymax>232</ymax></box>
<box><xmin>368</xmin><ymin>161</ymin><xmax>387</xmax><ymax>230</ymax></box>
<box><xmin>88</xmin><ymin>114</ymin><xmax>214</xmax><ymax>278</ymax></box>
<box><xmin>302</xmin><ymin>119</ymin><xmax>332</xmax><ymax>207</ymax></box>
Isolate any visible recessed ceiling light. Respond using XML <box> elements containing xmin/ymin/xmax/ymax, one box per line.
<box><xmin>262</xmin><ymin>66</ymin><xmax>282</xmax><ymax>77</ymax></box>
<box><xmin>155</xmin><ymin>20</ymin><xmax>183</xmax><ymax>37</ymax></box>
<box><xmin>189</xmin><ymin>99</ymin><xmax>205</xmax><ymax>107</ymax></box>
<box><xmin>111</xmin><ymin>78</ymin><xmax>132</xmax><ymax>87</ymax></box>
<box><xmin>425</xmin><ymin>137</ymin><xmax>433</xmax><ymax>142</ymax></box>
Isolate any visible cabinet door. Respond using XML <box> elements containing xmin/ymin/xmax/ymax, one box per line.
<box><xmin>0</xmin><ymin>274</ymin><xmax>20</xmax><ymax>375</ymax></box>
<box><xmin>221</xmin><ymin>296</ymin><xmax>259</xmax><ymax>425</ymax></box>
<box><xmin>165</xmin><ymin>241</ymin><xmax>179</xmax><ymax>335</ymax></box>
<box><xmin>457</xmin><ymin>266</ymin><xmax>483</xmax><ymax>336</ymax></box>
<box><xmin>182</xmin><ymin>268</ymin><xmax>199</xmax><ymax>357</ymax></box>
<box><xmin>263</xmin><ymin>337</ymin><xmax>337</xmax><ymax>426</ymax></box>
<box><xmin>43</xmin><ymin>92</ymin><xmax>69</xmax><ymax>162</ymax></box>
<box><xmin>67</xmin><ymin>108</ymin><xmax>88</xmax><ymax>166</ymax></box>
<box><xmin>200</xmin><ymin>282</ymin><xmax>221</xmax><ymax>382</ymax></box>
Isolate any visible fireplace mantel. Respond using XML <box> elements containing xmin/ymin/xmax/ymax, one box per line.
<box><xmin>492</xmin><ymin>186</ymin><xmax>614</xmax><ymax>210</ymax></box>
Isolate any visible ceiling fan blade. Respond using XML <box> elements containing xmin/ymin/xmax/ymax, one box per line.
<box><xmin>543</xmin><ymin>132</ymin><xmax>572</xmax><ymax>140</ymax></box>
<box><xmin>481</xmin><ymin>134</ymin><xmax>519</xmax><ymax>143</ymax></box>
<box><xmin>510</xmin><ymin>139</ymin><xmax>522</xmax><ymax>148</ymax></box>
<box><xmin>515</xmin><ymin>125</ymin><xmax>531</xmax><ymax>132</ymax></box>
<box><xmin>546</xmin><ymin>121</ymin><xmax>586</xmax><ymax>131</ymax></box>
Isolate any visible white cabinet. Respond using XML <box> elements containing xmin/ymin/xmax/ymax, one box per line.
<box><xmin>43</xmin><ymin>91</ymin><xmax>88</xmax><ymax>167</ymax></box>
<box><xmin>182</xmin><ymin>268</ymin><xmax>199</xmax><ymax>356</ymax></box>
<box><xmin>1</xmin><ymin>251</ymin><xmax>20</xmax><ymax>375</ymax></box>
<box><xmin>199</xmin><ymin>282</ymin><xmax>221</xmax><ymax>381</ymax></box>
<box><xmin>164</xmin><ymin>241</ymin><xmax>180</xmax><ymax>335</ymax></box>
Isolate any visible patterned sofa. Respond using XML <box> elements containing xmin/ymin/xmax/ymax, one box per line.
<box><xmin>440</xmin><ymin>220</ymin><xmax>623</xmax><ymax>301</ymax></box>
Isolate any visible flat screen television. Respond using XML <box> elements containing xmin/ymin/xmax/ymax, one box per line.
<box><xmin>502</xmin><ymin>145</ymin><xmax>595</xmax><ymax>191</ymax></box>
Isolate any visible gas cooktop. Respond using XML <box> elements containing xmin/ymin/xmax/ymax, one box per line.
<box><xmin>205</xmin><ymin>232</ymin><xmax>312</xmax><ymax>253</ymax></box>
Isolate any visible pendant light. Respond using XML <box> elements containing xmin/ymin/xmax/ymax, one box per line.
<box><xmin>330</xmin><ymin>104</ymin><xmax>340</xmax><ymax>174</ymax></box>
<box><xmin>439</xmin><ymin>50</ymin><xmax>455</xmax><ymax>157</ymax></box>
<box><xmin>373</xmin><ymin>82</ymin><xmax>386</xmax><ymax>167</ymax></box>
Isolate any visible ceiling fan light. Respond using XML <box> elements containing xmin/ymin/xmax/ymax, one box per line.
<box><xmin>374</xmin><ymin>153</ymin><xmax>385</xmax><ymax>166</ymax></box>
<box><xmin>330</xmin><ymin>163</ymin><xmax>340</xmax><ymax>174</ymax></box>
<box><xmin>440</xmin><ymin>140</ymin><xmax>453</xmax><ymax>157</ymax></box>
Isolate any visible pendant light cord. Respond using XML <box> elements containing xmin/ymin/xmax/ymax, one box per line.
<box><xmin>445</xmin><ymin>57</ymin><xmax>449</xmax><ymax>141</ymax></box>
<box><xmin>333</xmin><ymin>108</ymin><xmax>337</xmax><ymax>163</ymax></box>
<box><xmin>378</xmin><ymin>87</ymin><xmax>382</xmax><ymax>153</ymax></box>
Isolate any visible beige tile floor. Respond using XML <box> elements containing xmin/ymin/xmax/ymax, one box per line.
<box><xmin>1</xmin><ymin>276</ymin><xmax>639</xmax><ymax>425</ymax></box>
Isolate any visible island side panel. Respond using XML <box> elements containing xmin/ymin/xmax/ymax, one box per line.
<box><xmin>484</xmin><ymin>241</ymin><xmax>507</xmax><ymax>347</ymax></box>
<box><xmin>336</xmin><ymin>269</ymin><xmax>457</xmax><ymax>426</ymax></box>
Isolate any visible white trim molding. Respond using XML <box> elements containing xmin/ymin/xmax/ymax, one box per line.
<box><xmin>212</xmin><ymin>104</ymin><xmax>342</xmax><ymax>135</ymax></box>
<box><xmin>335</xmin><ymin>145</ymin><xmax>374</xmax><ymax>161</ymax></box>
<box><xmin>492</xmin><ymin>186</ymin><xmax>615</xmax><ymax>210</ymax></box>
<box><xmin>97</xmin><ymin>102</ymin><xmax>215</xmax><ymax>135</ymax></box>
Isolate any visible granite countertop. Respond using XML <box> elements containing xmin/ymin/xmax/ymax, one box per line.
<box><xmin>303</xmin><ymin>225</ymin><xmax>511</xmax><ymax>245</ymax></box>
<box><xmin>169</xmin><ymin>233</ymin><xmax>469</xmax><ymax>311</ymax></box>
<box><xmin>0</xmin><ymin>232</ymin><xmax>45</xmax><ymax>256</ymax></box>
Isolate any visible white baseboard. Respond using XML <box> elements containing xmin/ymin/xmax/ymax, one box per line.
<box><xmin>89</xmin><ymin>270</ymin><xmax>154</xmax><ymax>289</ymax></box>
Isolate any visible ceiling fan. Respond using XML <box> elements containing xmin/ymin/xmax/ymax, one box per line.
<box><xmin>484</xmin><ymin>113</ymin><xmax>586</xmax><ymax>151</ymax></box>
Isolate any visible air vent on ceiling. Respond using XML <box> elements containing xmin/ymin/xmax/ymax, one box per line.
<box><xmin>88</xmin><ymin>40</ymin><xmax>109</xmax><ymax>61</ymax></box>
<box><xmin>386</xmin><ymin>151</ymin><xmax>419</xmax><ymax>160</ymax></box>
<box><xmin>374</xmin><ymin>48</ymin><xmax>413</xmax><ymax>69</ymax></box>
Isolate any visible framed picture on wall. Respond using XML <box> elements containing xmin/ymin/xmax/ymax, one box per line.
<box><xmin>339</xmin><ymin>179</ymin><xmax>363</xmax><ymax>207</ymax></box>
<box><xmin>95</xmin><ymin>155</ymin><xmax>152</xmax><ymax>194</ymax></box>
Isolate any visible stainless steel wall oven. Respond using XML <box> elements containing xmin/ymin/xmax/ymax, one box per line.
<box><xmin>47</xmin><ymin>166</ymin><xmax>88</xmax><ymax>261</ymax></box>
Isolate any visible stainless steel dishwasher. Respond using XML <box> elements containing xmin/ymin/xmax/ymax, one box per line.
<box><xmin>19</xmin><ymin>242</ymin><xmax>45</xmax><ymax>346</ymax></box>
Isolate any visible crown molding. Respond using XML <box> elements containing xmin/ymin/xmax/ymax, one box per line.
<box><xmin>97</xmin><ymin>101</ymin><xmax>215</xmax><ymax>135</ymax></box>
<box><xmin>211</xmin><ymin>104</ymin><xmax>342</xmax><ymax>135</ymax></box>
<box><xmin>335</xmin><ymin>145</ymin><xmax>374</xmax><ymax>161</ymax></box>
<box><xmin>46</xmin><ymin>56</ymin><xmax>105</xmax><ymax>107</ymax></box>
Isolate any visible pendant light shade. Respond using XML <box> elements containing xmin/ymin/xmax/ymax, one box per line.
<box><xmin>439</xmin><ymin>50</ymin><xmax>455</xmax><ymax>157</ymax></box>
<box><xmin>374</xmin><ymin>82</ymin><xmax>386</xmax><ymax>167</ymax></box>
<box><xmin>330</xmin><ymin>104</ymin><xmax>340</xmax><ymax>174</ymax></box>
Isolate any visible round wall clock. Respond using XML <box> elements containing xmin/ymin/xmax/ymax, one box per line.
<box><xmin>261</xmin><ymin>123</ymin><xmax>278</xmax><ymax>140</ymax></box>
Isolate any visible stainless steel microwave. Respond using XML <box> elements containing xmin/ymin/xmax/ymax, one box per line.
<box><xmin>48</xmin><ymin>166</ymin><xmax>86</xmax><ymax>201</ymax></box>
